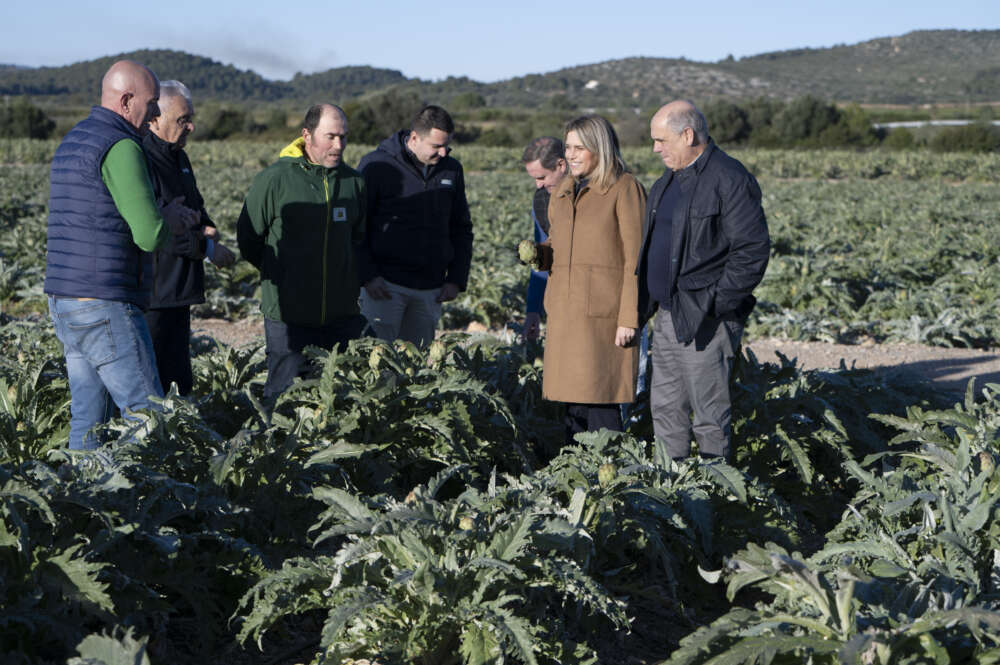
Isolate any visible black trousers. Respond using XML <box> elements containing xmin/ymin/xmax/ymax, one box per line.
<box><xmin>145</xmin><ymin>306</ymin><xmax>193</xmax><ymax>396</ymax></box>
<box><xmin>563</xmin><ymin>402</ymin><xmax>623</xmax><ymax>446</ymax></box>
<box><xmin>264</xmin><ymin>316</ymin><xmax>366</xmax><ymax>401</ymax></box>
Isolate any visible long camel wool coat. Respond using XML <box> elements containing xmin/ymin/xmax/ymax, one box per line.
<box><xmin>542</xmin><ymin>171</ymin><xmax>646</xmax><ymax>404</ymax></box>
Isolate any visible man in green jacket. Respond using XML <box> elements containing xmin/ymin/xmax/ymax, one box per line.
<box><xmin>237</xmin><ymin>104</ymin><xmax>366</xmax><ymax>401</ymax></box>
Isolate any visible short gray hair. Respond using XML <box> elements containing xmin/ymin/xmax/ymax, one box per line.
<box><xmin>159</xmin><ymin>80</ymin><xmax>192</xmax><ymax>103</ymax></box>
<box><xmin>666</xmin><ymin>101</ymin><xmax>709</xmax><ymax>144</ymax></box>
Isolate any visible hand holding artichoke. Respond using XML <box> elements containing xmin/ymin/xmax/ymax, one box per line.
<box><xmin>517</xmin><ymin>240</ymin><xmax>553</xmax><ymax>271</ymax></box>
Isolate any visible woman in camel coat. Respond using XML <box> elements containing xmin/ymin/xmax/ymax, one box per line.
<box><xmin>542</xmin><ymin>114</ymin><xmax>646</xmax><ymax>441</ymax></box>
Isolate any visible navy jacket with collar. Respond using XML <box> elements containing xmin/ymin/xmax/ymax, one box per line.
<box><xmin>45</xmin><ymin>106</ymin><xmax>152</xmax><ymax>306</ymax></box>
<box><xmin>357</xmin><ymin>130</ymin><xmax>473</xmax><ymax>290</ymax></box>
<box><xmin>637</xmin><ymin>141</ymin><xmax>770</xmax><ymax>344</ymax></box>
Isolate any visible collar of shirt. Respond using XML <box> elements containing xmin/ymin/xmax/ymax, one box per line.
<box><xmin>674</xmin><ymin>149</ymin><xmax>706</xmax><ymax>186</ymax></box>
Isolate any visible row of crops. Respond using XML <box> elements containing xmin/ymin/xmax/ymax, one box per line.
<box><xmin>2</xmin><ymin>140</ymin><xmax>1000</xmax><ymax>663</ymax></box>
<box><xmin>3</xmin><ymin>322</ymin><xmax>1000</xmax><ymax>663</ymax></box>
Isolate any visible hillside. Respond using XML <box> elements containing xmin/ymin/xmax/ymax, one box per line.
<box><xmin>483</xmin><ymin>30</ymin><xmax>1000</xmax><ymax>106</ymax></box>
<box><xmin>0</xmin><ymin>49</ymin><xmax>289</xmax><ymax>101</ymax></box>
<box><xmin>1</xmin><ymin>30</ymin><xmax>997</xmax><ymax>106</ymax></box>
<box><xmin>482</xmin><ymin>57</ymin><xmax>775</xmax><ymax>108</ymax></box>
<box><xmin>288</xmin><ymin>66</ymin><xmax>408</xmax><ymax>101</ymax></box>
<box><xmin>721</xmin><ymin>29</ymin><xmax>1000</xmax><ymax>103</ymax></box>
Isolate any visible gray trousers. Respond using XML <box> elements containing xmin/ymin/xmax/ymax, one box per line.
<box><xmin>650</xmin><ymin>310</ymin><xmax>743</xmax><ymax>459</ymax></box>
<box><xmin>360</xmin><ymin>280</ymin><xmax>442</xmax><ymax>348</ymax></box>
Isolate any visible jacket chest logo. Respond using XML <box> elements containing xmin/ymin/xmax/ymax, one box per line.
<box><xmin>332</xmin><ymin>207</ymin><xmax>347</xmax><ymax>222</ymax></box>
<box><xmin>440</xmin><ymin>179</ymin><xmax>453</xmax><ymax>186</ymax></box>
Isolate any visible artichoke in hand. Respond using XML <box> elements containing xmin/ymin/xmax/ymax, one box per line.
<box><xmin>518</xmin><ymin>239</ymin><xmax>539</xmax><ymax>265</ymax></box>
<box><xmin>517</xmin><ymin>240</ymin><xmax>553</xmax><ymax>271</ymax></box>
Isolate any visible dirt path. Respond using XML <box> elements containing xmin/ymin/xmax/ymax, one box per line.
<box><xmin>748</xmin><ymin>338</ymin><xmax>1000</xmax><ymax>399</ymax></box>
<box><xmin>192</xmin><ymin>318</ymin><xmax>1000</xmax><ymax>399</ymax></box>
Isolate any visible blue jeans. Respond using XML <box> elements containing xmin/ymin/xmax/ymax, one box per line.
<box><xmin>48</xmin><ymin>296</ymin><xmax>163</xmax><ymax>450</ymax></box>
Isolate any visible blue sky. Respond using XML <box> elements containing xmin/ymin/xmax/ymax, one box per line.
<box><xmin>3</xmin><ymin>1</ymin><xmax>997</xmax><ymax>82</ymax></box>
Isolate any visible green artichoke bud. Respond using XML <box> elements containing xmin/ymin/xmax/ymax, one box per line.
<box><xmin>518</xmin><ymin>239</ymin><xmax>540</xmax><ymax>267</ymax></box>
<box><xmin>427</xmin><ymin>340</ymin><xmax>446</xmax><ymax>366</ymax></box>
<box><xmin>979</xmin><ymin>451</ymin><xmax>995</xmax><ymax>475</ymax></box>
<box><xmin>598</xmin><ymin>463</ymin><xmax>617</xmax><ymax>487</ymax></box>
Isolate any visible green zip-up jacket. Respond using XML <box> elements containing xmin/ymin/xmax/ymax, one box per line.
<box><xmin>237</xmin><ymin>138</ymin><xmax>366</xmax><ymax>327</ymax></box>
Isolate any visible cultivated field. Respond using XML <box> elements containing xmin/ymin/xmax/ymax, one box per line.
<box><xmin>2</xmin><ymin>140</ymin><xmax>1000</xmax><ymax>664</ymax></box>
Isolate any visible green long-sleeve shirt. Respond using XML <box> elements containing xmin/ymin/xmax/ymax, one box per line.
<box><xmin>100</xmin><ymin>138</ymin><xmax>170</xmax><ymax>252</ymax></box>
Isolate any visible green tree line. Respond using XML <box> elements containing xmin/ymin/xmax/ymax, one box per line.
<box><xmin>4</xmin><ymin>93</ymin><xmax>999</xmax><ymax>153</ymax></box>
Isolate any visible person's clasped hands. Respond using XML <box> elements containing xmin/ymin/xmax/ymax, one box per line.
<box><xmin>161</xmin><ymin>195</ymin><xmax>200</xmax><ymax>235</ymax></box>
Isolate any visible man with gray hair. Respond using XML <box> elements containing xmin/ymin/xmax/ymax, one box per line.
<box><xmin>638</xmin><ymin>100</ymin><xmax>770</xmax><ymax>462</ymax></box>
<box><xmin>143</xmin><ymin>80</ymin><xmax>236</xmax><ymax>396</ymax></box>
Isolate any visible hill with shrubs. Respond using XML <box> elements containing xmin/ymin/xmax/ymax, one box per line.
<box><xmin>2</xmin><ymin>30</ymin><xmax>998</xmax><ymax>151</ymax></box>
<box><xmin>2</xmin><ymin>30</ymin><xmax>998</xmax><ymax>106</ymax></box>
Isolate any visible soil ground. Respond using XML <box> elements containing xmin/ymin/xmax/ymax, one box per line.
<box><xmin>192</xmin><ymin>317</ymin><xmax>1000</xmax><ymax>401</ymax></box>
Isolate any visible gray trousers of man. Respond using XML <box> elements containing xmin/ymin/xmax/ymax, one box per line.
<box><xmin>650</xmin><ymin>309</ymin><xmax>744</xmax><ymax>459</ymax></box>
<box><xmin>360</xmin><ymin>280</ymin><xmax>442</xmax><ymax>348</ymax></box>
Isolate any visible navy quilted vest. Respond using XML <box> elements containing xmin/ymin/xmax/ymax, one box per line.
<box><xmin>44</xmin><ymin>106</ymin><xmax>151</xmax><ymax>306</ymax></box>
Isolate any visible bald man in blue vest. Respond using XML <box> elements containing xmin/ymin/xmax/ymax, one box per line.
<box><xmin>45</xmin><ymin>60</ymin><xmax>198</xmax><ymax>450</ymax></box>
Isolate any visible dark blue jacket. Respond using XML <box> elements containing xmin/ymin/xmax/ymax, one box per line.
<box><xmin>526</xmin><ymin>187</ymin><xmax>549</xmax><ymax>314</ymax></box>
<box><xmin>357</xmin><ymin>131</ymin><xmax>473</xmax><ymax>290</ymax></box>
<box><xmin>45</xmin><ymin>106</ymin><xmax>151</xmax><ymax>307</ymax></box>
<box><xmin>638</xmin><ymin>141</ymin><xmax>770</xmax><ymax>343</ymax></box>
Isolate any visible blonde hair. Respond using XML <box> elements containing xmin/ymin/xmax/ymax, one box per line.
<box><xmin>564</xmin><ymin>114</ymin><xmax>627</xmax><ymax>190</ymax></box>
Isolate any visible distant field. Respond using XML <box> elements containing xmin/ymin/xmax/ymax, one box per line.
<box><xmin>4</xmin><ymin>138</ymin><xmax>999</xmax><ymax>180</ymax></box>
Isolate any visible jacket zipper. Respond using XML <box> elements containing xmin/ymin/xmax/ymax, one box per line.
<box><xmin>395</xmin><ymin>147</ymin><xmax>434</xmax><ymax>189</ymax></box>
<box><xmin>321</xmin><ymin>173</ymin><xmax>331</xmax><ymax>325</ymax></box>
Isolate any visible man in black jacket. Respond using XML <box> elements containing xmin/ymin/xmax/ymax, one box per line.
<box><xmin>357</xmin><ymin>105</ymin><xmax>473</xmax><ymax>347</ymax></box>
<box><xmin>638</xmin><ymin>100</ymin><xmax>770</xmax><ymax>461</ymax></box>
<box><xmin>143</xmin><ymin>80</ymin><xmax>235</xmax><ymax>395</ymax></box>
